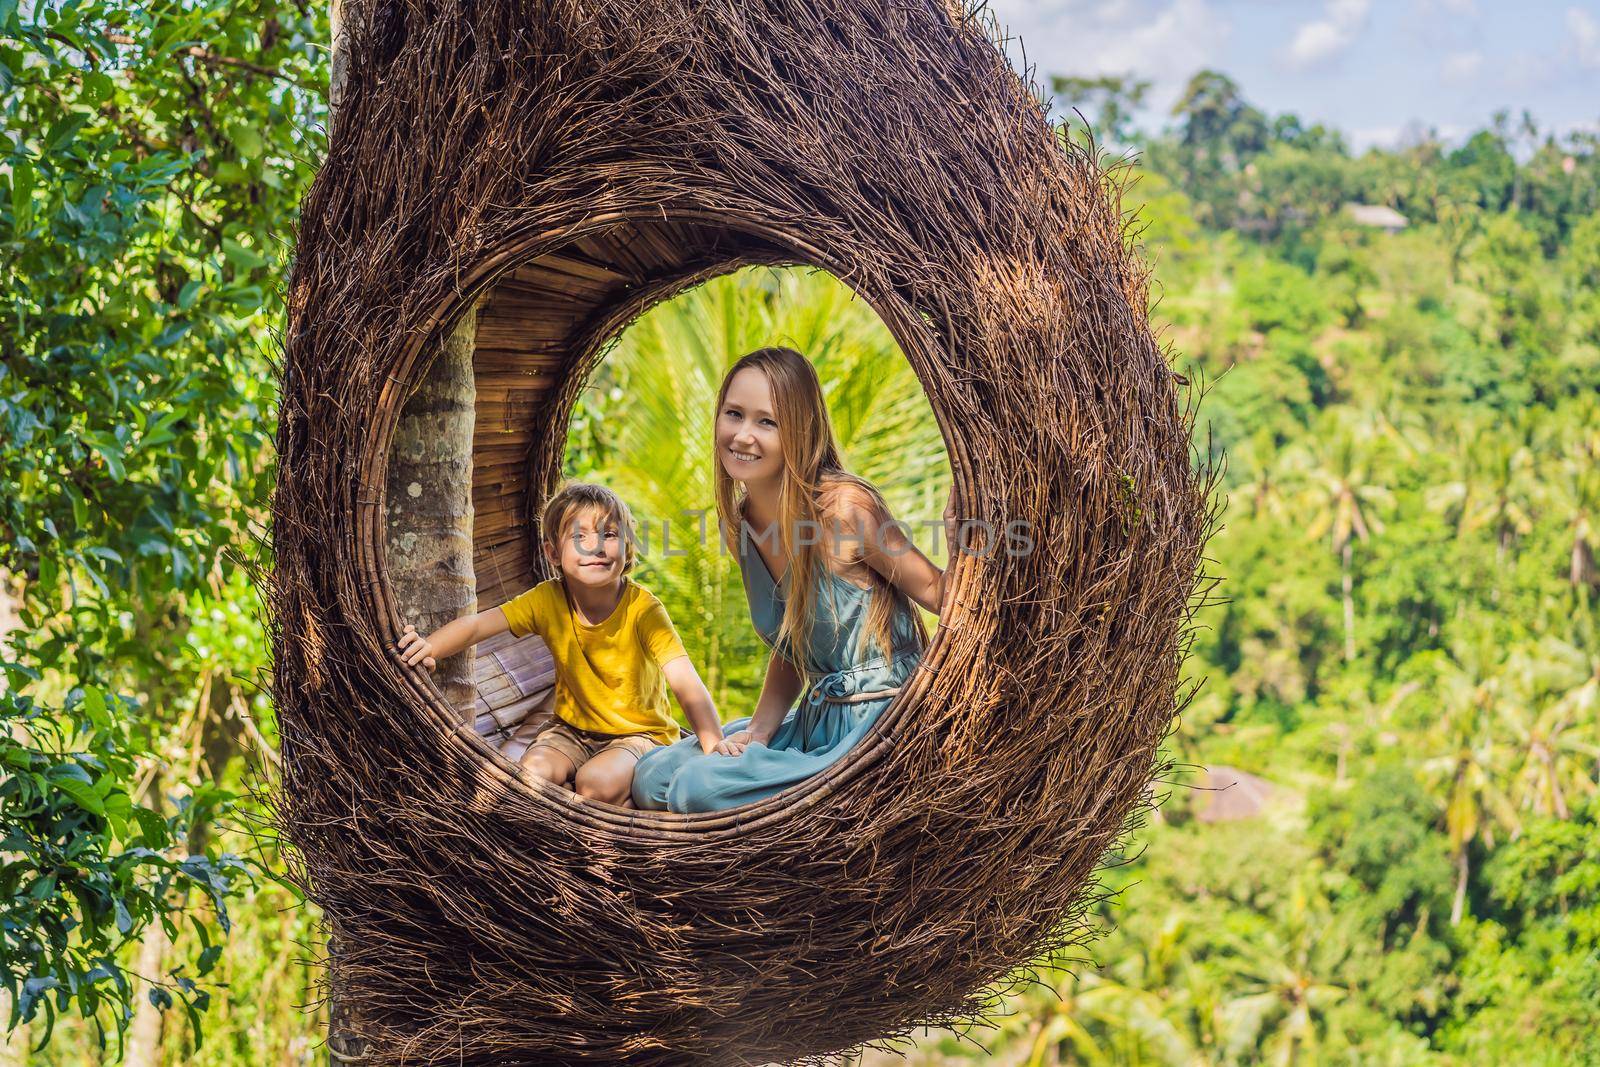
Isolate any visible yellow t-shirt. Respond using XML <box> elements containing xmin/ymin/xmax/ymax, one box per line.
<box><xmin>498</xmin><ymin>577</ymin><xmax>688</xmax><ymax>745</ymax></box>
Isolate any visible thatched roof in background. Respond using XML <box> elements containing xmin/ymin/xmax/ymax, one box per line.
<box><xmin>1194</xmin><ymin>765</ymin><xmax>1277</xmax><ymax>823</ymax></box>
<box><xmin>271</xmin><ymin>0</ymin><xmax>1213</xmax><ymax>1062</ymax></box>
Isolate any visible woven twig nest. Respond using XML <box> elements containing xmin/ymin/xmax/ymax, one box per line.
<box><xmin>272</xmin><ymin>0</ymin><xmax>1212</xmax><ymax>1063</ymax></box>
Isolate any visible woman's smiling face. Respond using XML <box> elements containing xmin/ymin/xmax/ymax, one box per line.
<box><xmin>717</xmin><ymin>366</ymin><xmax>785</xmax><ymax>484</ymax></box>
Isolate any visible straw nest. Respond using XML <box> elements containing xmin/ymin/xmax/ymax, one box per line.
<box><xmin>271</xmin><ymin>0</ymin><xmax>1214</xmax><ymax>1063</ymax></box>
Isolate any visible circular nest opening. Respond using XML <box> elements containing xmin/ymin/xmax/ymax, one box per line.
<box><xmin>272</xmin><ymin>2</ymin><xmax>1213</xmax><ymax>1063</ymax></box>
<box><xmin>376</xmin><ymin>215</ymin><xmax>961</xmax><ymax>835</ymax></box>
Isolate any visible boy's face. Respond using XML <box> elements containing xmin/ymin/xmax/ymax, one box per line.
<box><xmin>545</xmin><ymin>506</ymin><xmax>625</xmax><ymax>589</ymax></box>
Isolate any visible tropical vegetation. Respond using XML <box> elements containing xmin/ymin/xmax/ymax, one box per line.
<box><xmin>2</xmin><ymin>4</ymin><xmax>1596</xmax><ymax>1063</ymax></box>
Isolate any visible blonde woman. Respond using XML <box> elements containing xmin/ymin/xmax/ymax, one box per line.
<box><xmin>632</xmin><ymin>347</ymin><xmax>956</xmax><ymax>813</ymax></box>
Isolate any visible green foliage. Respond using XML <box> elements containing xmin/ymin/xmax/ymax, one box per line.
<box><xmin>1</xmin><ymin>1</ymin><xmax>317</xmax><ymax>604</ymax></box>
<box><xmin>1445</xmin><ymin>801</ymin><xmax>1600</xmax><ymax>1063</ymax></box>
<box><xmin>1050</xmin><ymin>72</ymin><xmax>1150</xmax><ymax>148</ymax></box>
<box><xmin>1127</xmin><ymin>73</ymin><xmax>1600</xmax><ymax>247</ymax></box>
<box><xmin>0</xmin><ymin>0</ymin><xmax>324</xmax><ymax>1053</ymax></box>
<box><xmin>0</xmin><ymin>682</ymin><xmax>249</xmax><ymax>1053</ymax></box>
<box><xmin>957</xmin><ymin>69</ymin><xmax>1600</xmax><ymax>1067</ymax></box>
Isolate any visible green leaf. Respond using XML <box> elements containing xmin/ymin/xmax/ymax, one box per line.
<box><xmin>133</xmin><ymin>807</ymin><xmax>167</xmax><ymax>846</ymax></box>
<box><xmin>83</xmin><ymin>546</ymin><xmax>123</xmax><ymax>566</ymax></box>
<box><xmin>42</xmin><ymin>113</ymin><xmax>90</xmax><ymax>154</ymax></box>
<box><xmin>80</xmin><ymin>71</ymin><xmax>113</xmax><ymax>104</ymax></box>
<box><xmin>143</xmin><ymin>410</ymin><xmax>185</xmax><ymax>447</ymax></box>
<box><xmin>18</xmin><ymin>977</ymin><xmax>59</xmax><ymax>1018</ymax></box>
<box><xmin>46</xmin><ymin>761</ymin><xmax>93</xmax><ymax>784</ymax></box>
<box><xmin>51</xmin><ymin>776</ymin><xmax>105</xmax><ymax>816</ymax></box>
<box><xmin>212</xmin><ymin>161</ymin><xmax>247</xmax><ymax>185</ymax></box>
<box><xmin>229</xmin><ymin>124</ymin><xmax>262</xmax><ymax>159</ymax></box>
<box><xmin>81</xmin><ymin>687</ymin><xmax>110</xmax><ymax>731</ymax></box>
<box><xmin>177</xmin><ymin>279</ymin><xmax>205</xmax><ymax>311</ymax></box>
<box><xmin>90</xmin><ymin>442</ymin><xmax>125</xmax><ymax>483</ymax></box>
<box><xmin>102</xmin><ymin>789</ymin><xmax>133</xmax><ymax>834</ymax></box>
<box><xmin>9</xmin><ymin>159</ymin><xmax>34</xmax><ymax>232</ymax></box>
<box><xmin>185</xmin><ymin>995</ymin><xmax>206</xmax><ymax>1051</ymax></box>
<box><xmin>153</xmin><ymin>320</ymin><xmax>192</xmax><ymax>347</ymax></box>
<box><xmin>220</xmin><ymin>237</ymin><xmax>266</xmax><ymax>270</ymax></box>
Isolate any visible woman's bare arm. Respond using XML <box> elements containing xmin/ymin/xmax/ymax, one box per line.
<box><xmin>719</xmin><ymin>646</ymin><xmax>804</xmax><ymax>754</ymax></box>
<box><xmin>829</xmin><ymin>484</ymin><xmax>958</xmax><ymax>615</ymax></box>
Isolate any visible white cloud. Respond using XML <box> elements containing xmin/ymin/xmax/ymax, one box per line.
<box><xmin>1284</xmin><ymin>0</ymin><xmax>1374</xmax><ymax>69</ymax></box>
<box><xmin>986</xmin><ymin>0</ymin><xmax>1231</xmax><ymax>109</ymax></box>
<box><xmin>1420</xmin><ymin>0</ymin><xmax>1477</xmax><ymax>14</ymax></box>
<box><xmin>1442</xmin><ymin>49</ymin><xmax>1483</xmax><ymax>81</ymax></box>
<box><xmin>1570</xmin><ymin>7</ymin><xmax>1600</xmax><ymax>68</ymax></box>
<box><xmin>1347</xmin><ymin>124</ymin><xmax>1402</xmax><ymax>150</ymax></box>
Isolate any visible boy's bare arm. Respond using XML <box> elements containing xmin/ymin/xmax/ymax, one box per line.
<box><xmin>398</xmin><ymin>607</ymin><xmax>512</xmax><ymax>671</ymax></box>
<box><xmin>661</xmin><ymin>655</ymin><xmax>723</xmax><ymax>754</ymax></box>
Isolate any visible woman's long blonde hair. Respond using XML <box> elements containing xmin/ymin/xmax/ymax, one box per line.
<box><xmin>713</xmin><ymin>347</ymin><xmax>927</xmax><ymax>683</ymax></box>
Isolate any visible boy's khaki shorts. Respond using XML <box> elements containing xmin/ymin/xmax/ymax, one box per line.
<box><xmin>526</xmin><ymin>719</ymin><xmax>660</xmax><ymax>771</ymax></box>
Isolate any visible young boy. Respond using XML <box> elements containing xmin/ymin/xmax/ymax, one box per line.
<box><xmin>397</xmin><ymin>482</ymin><xmax>723</xmax><ymax>806</ymax></box>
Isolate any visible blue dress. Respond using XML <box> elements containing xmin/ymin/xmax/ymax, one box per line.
<box><xmin>631</xmin><ymin>533</ymin><xmax>925</xmax><ymax>813</ymax></box>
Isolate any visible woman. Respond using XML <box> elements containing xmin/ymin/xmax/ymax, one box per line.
<box><xmin>632</xmin><ymin>346</ymin><xmax>955</xmax><ymax>813</ymax></box>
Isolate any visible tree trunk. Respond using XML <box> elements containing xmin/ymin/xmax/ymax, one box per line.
<box><xmin>1341</xmin><ymin>539</ymin><xmax>1355</xmax><ymax>664</ymax></box>
<box><xmin>385</xmin><ymin>304</ymin><xmax>482</xmax><ymax>717</ymax></box>
<box><xmin>326</xmin><ymin>924</ymin><xmax>369</xmax><ymax>1065</ymax></box>
<box><xmin>120</xmin><ymin>600</ymin><xmax>197</xmax><ymax>1066</ymax></box>
<box><xmin>0</xmin><ymin>991</ymin><xmax>25</xmax><ymax>1067</ymax></box>
<box><xmin>1450</xmin><ymin>849</ymin><xmax>1469</xmax><ymax>926</ymax></box>
<box><xmin>1573</xmin><ymin>535</ymin><xmax>1597</xmax><ymax>591</ymax></box>
<box><xmin>0</xmin><ymin>570</ymin><xmax>17</xmax><ymax>671</ymax></box>
<box><xmin>334</xmin><ymin>0</ymin><xmax>480</xmax><ymax>721</ymax></box>
<box><xmin>190</xmin><ymin>671</ymin><xmax>242</xmax><ymax>856</ymax></box>
<box><xmin>329</xmin><ymin>0</ymin><xmax>352</xmax><ymax>134</ymax></box>
<box><xmin>123</xmin><ymin>769</ymin><xmax>170</xmax><ymax>1067</ymax></box>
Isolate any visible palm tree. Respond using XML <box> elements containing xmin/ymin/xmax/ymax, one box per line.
<box><xmin>1501</xmin><ymin>635</ymin><xmax>1600</xmax><ymax>820</ymax></box>
<box><xmin>1107</xmin><ymin>915</ymin><xmax>1218</xmax><ymax>1066</ymax></box>
<box><xmin>1435</xmin><ymin>198</ymin><xmax>1483</xmax><ymax>283</ymax></box>
<box><xmin>990</xmin><ymin>966</ymin><xmax>1193</xmax><ymax>1067</ymax></box>
<box><xmin>1541</xmin><ymin>414</ymin><xmax>1600</xmax><ymax>595</ymax></box>
<box><xmin>1210</xmin><ymin>888</ymin><xmax>1347</xmax><ymax>1066</ymax></box>
<box><xmin>771</xmin><ymin>268</ymin><xmax>951</xmax><ymax>535</ymax></box>
<box><xmin>574</xmin><ymin>270</ymin><xmax>773</xmax><ymax>709</ymax></box>
<box><xmin>1230</xmin><ymin>427</ymin><xmax>1295</xmax><ymax>524</ymax></box>
<box><xmin>1475</xmin><ymin>423</ymin><xmax>1541</xmax><ymax>564</ymax></box>
<box><xmin>1423</xmin><ymin>415</ymin><xmax>1490</xmax><ymax>540</ymax></box>
<box><xmin>387</xmin><ymin>306</ymin><xmax>481</xmax><ymax>714</ymax></box>
<box><xmin>1288</xmin><ymin>416</ymin><xmax>1394</xmax><ymax>664</ymax></box>
<box><xmin>1422</xmin><ymin>643</ymin><xmax>1520</xmax><ymax>924</ymax></box>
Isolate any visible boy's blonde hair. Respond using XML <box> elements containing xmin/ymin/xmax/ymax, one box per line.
<box><xmin>540</xmin><ymin>482</ymin><xmax>640</xmax><ymax>576</ymax></box>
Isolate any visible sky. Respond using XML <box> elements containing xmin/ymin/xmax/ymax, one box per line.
<box><xmin>983</xmin><ymin>0</ymin><xmax>1600</xmax><ymax>152</ymax></box>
